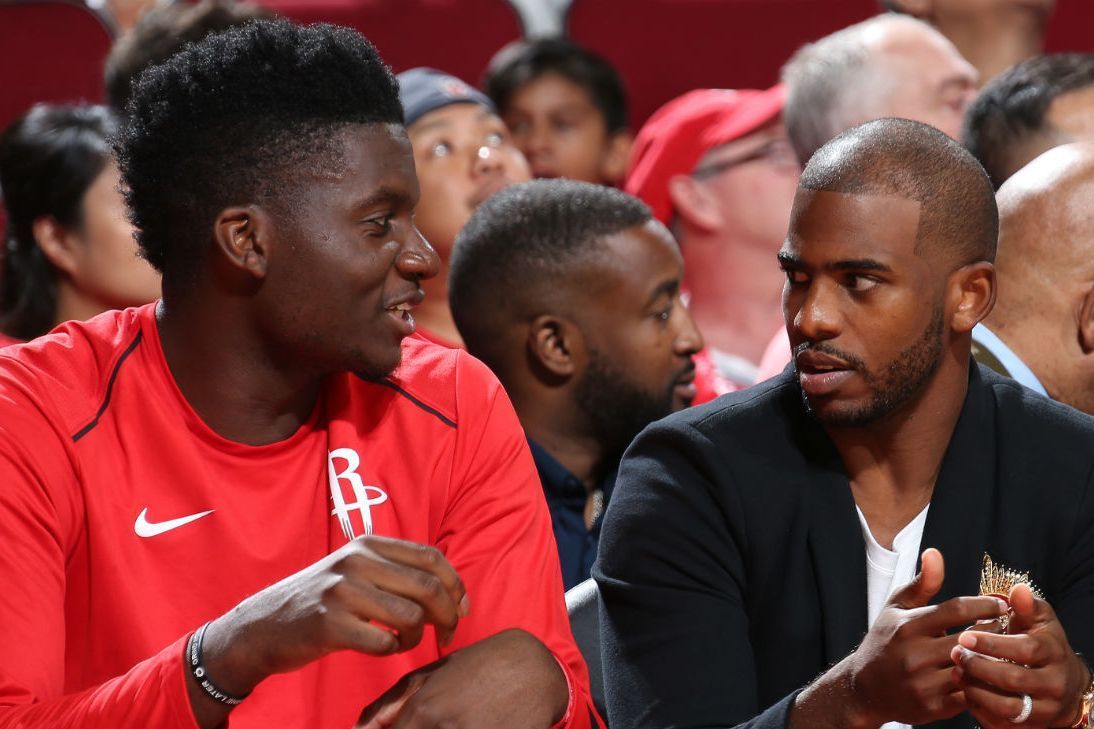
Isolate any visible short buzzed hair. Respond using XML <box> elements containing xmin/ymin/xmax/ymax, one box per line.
<box><xmin>782</xmin><ymin>14</ymin><xmax>930</xmax><ymax>164</ymax></box>
<box><xmin>963</xmin><ymin>53</ymin><xmax>1094</xmax><ymax>189</ymax></box>
<box><xmin>450</xmin><ymin>179</ymin><xmax>652</xmax><ymax>373</ymax></box>
<box><xmin>801</xmin><ymin>118</ymin><xmax>997</xmax><ymax>265</ymax></box>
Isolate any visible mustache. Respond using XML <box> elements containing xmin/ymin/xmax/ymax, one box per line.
<box><xmin>793</xmin><ymin>341</ymin><xmax>867</xmax><ymax>373</ymax></box>
<box><xmin>674</xmin><ymin>359</ymin><xmax>697</xmax><ymax>382</ymax></box>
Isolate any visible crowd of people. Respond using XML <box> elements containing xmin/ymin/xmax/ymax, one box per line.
<box><xmin>0</xmin><ymin>1</ymin><xmax>1093</xmax><ymax>728</ymax></box>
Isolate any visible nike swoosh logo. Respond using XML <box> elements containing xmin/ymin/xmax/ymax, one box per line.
<box><xmin>134</xmin><ymin>507</ymin><xmax>215</xmax><ymax>538</ymax></box>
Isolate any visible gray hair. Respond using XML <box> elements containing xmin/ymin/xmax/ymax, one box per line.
<box><xmin>781</xmin><ymin>14</ymin><xmax>931</xmax><ymax>165</ymax></box>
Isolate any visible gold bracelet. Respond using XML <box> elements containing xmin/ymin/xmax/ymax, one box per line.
<box><xmin>1069</xmin><ymin>657</ymin><xmax>1094</xmax><ymax>729</ymax></box>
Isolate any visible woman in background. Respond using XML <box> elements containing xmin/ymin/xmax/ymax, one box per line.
<box><xmin>0</xmin><ymin>104</ymin><xmax>160</xmax><ymax>344</ymax></box>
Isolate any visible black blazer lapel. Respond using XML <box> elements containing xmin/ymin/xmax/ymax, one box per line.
<box><xmin>802</xmin><ymin>423</ymin><xmax>870</xmax><ymax>664</ymax></box>
<box><xmin>919</xmin><ymin>364</ymin><xmax>998</xmax><ymax>608</ymax></box>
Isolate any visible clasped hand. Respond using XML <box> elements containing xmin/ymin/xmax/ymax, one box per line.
<box><xmin>951</xmin><ymin>582</ymin><xmax>1089</xmax><ymax>729</ymax></box>
<box><xmin>842</xmin><ymin>549</ymin><xmax>1087</xmax><ymax>729</ymax></box>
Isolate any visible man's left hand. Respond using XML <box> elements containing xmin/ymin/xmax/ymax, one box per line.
<box><xmin>355</xmin><ymin>629</ymin><xmax>570</xmax><ymax>729</ymax></box>
<box><xmin>951</xmin><ymin>583</ymin><xmax>1090</xmax><ymax>728</ymax></box>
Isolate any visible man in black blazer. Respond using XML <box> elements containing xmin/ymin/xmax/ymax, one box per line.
<box><xmin>596</xmin><ymin>118</ymin><xmax>1094</xmax><ymax>729</ymax></box>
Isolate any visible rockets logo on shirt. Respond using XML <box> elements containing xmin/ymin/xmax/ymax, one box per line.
<box><xmin>327</xmin><ymin>448</ymin><xmax>389</xmax><ymax>541</ymax></box>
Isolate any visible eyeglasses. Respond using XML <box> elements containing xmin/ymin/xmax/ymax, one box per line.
<box><xmin>691</xmin><ymin>137</ymin><xmax>799</xmax><ymax>180</ymax></box>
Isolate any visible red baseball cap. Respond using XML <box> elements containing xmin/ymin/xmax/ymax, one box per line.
<box><xmin>625</xmin><ymin>85</ymin><xmax>786</xmax><ymax>224</ymax></box>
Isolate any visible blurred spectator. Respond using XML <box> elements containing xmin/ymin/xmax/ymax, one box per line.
<box><xmin>398</xmin><ymin>67</ymin><xmax>531</xmax><ymax>346</ymax></box>
<box><xmin>973</xmin><ymin>143</ymin><xmax>1094</xmax><ymax>413</ymax></box>
<box><xmin>625</xmin><ymin>87</ymin><xmax>797</xmax><ymax>387</ymax></box>
<box><xmin>483</xmin><ymin>38</ymin><xmax>632</xmax><ymax>186</ymax></box>
<box><xmin>0</xmin><ymin>104</ymin><xmax>159</xmax><ymax>342</ymax></box>
<box><xmin>450</xmin><ymin>179</ymin><xmax>702</xmax><ymax>589</ymax></box>
<box><xmin>782</xmin><ymin>14</ymin><xmax>978</xmax><ymax>165</ymax></box>
<box><xmin>755</xmin><ymin>323</ymin><xmax>794</xmax><ymax>380</ymax></box>
<box><xmin>106</xmin><ymin>0</ymin><xmax>158</xmax><ymax>32</ymax></box>
<box><xmin>881</xmin><ymin>0</ymin><xmax>1055</xmax><ymax>85</ymax></box>
<box><xmin>963</xmin><ymin>53</ymin><xmax>1094</xmax><ymax>189</ymax></box>
<box><xmin>104</xmin><ymin>0</ymin><xmax>274</xmax><ymax>112</ymax></box>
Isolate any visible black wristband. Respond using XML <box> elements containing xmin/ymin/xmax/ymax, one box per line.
<box><xmin>186</xmin><ymin>622</ymin><xmax>250</xmax><ymax>706</ymax></box>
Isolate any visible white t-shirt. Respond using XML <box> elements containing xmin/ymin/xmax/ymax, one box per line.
<box><xmin>856</xmin><ymin>504</ymin><xmax>931</xmax><ymax>729</ymax></box>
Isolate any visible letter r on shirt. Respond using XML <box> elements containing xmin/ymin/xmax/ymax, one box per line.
<box><xmin>327</xmin><ymin>448</ymin><xmax>388</xmax><ymax>541</ymax></box>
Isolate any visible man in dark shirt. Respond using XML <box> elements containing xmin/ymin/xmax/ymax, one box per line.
<box><xmin>596</xmin><ymin>119</ymin><xmax>1094</xmax><ymax>729</ymax></box>
<box><xmin>449</xmin><ymin>179</ymin><xmax>702</xmax><ymax>589</ymax></box>
<box><xmin>526</xmin><ymin>441</ymin><xmax>616</xmax><ymax>589</ymax></box>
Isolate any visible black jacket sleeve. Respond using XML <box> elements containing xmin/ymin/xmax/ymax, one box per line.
<box><xmin>594</xmin><ymin>416</ymin><xmax>799</xmax><ymax>729</ymax></box>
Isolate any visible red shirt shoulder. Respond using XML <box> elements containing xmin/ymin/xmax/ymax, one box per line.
<box><xmin>0</xmin><ymin>306</ymin><xmax>148</xmax><ymax>438</ymax></box>
<box><xmin>411</xmin><ymin>325</ymin><xmax>462</xmax><ymax>350</ymax></box>
<box><xmin>352</xmin><ymin>333</ymin><xmax>499</xmax><ymax>428</ymax></box>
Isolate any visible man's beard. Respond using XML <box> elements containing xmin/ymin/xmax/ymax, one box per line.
<box><xmin>575</xmin><ymin>348</ymin><xmax>677</xmax><ymax>473</ymax></box>
<box><xmin>798</xmin><ymin>303</ymin><xmax>946</xmax><ymax>428</ymax></box>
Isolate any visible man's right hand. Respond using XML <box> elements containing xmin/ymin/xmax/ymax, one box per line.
<box><xmin>792</xmin><ymin>548</ymin><xmax>1010</xmax><ymax>729</ymax></box>
<box><xmin>185</xmin><ymin>536</ymin><xmax>469</xmax><ymax>728</ymax></box>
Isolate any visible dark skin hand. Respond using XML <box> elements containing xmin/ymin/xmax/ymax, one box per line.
<box><xmin>355</xmin><ymin>628</ymin><xmax>569</xmax><ymax>729</ymax></box>
<box><xmin>184</xmin><ymin>535</ymin><xmax>469</xmax><ymax>729</ymax></box>
<box><xmin>952</xmin><ymin>583</ymin><xmax>1090</xmax><ymax>729</ymax></box>
<box><xmin>793</xmin><ymin>549</ymin><xmax>1010</xmax><ymax>729</ymax></box>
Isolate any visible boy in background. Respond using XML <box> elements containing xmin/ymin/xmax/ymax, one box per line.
<box><xmin>484</xmin><ymin>39</ymin><xmax>632</xmax><ymax>186</ymax></box>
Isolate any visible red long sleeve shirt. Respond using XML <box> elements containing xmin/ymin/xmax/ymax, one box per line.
<box><xmin>0</xmin><ymin>304</ymin><xmax>597</xmax><ymax>729</ymax></box>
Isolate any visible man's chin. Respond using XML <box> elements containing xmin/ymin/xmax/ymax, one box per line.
<box><xmin>803</xmin><ymin>392</ymin><xmax>866</xmax><ymax>427</ymax></box>
<box><xmin>350</xmin><ymin>349</ymin><xmax>402</xmax><ymax>382</ymax></box>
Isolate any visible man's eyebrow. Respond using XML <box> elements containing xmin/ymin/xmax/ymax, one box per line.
<box><xmin>646</xmin><ymin>279</ymin><xmax>680</xmax><ymax>306</ymax></box>
<box><xmin>776</xmin><ymin>252</ymin><xmax>893</xmax><ymax>273</ymax></box>
<box><xmin>777</xmin><ymin>252</ymin><xmax>801</xmax><ymax>268</ymax></box>
<box><xmin>825</xmin><ymin>258</ymin><xmax>892</xmax><ymax>273</ymax></box>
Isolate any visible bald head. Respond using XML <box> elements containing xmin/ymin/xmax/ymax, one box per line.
<box><xmin>800</xmin><ymin>118</ymin><xmax>997</xmax><ymax>266</ymax></box>
<box><xmin>995</xmin><ymin>143</ymin><xmax>1094</xmax><ymax>304</ymax></box>
<box><xmin>782</xmin><ymin>14</ymin><xmax>978</xmax><ymax>164</ymax></box>
<box><xmin>989</xmin><ymin>143</ymin><xmax>1094</xmax><ymax>412</ymax></box>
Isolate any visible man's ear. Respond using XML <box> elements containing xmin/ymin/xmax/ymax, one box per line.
<box><xmin>948</xmin><ymin>261</ymin><xmax>996</xmax><ymax>334</ymax></box>
<box><xmin>31</xmin><ymin>216</ymin><xmax>81</xmax><ymax>276</ymax></box>
<box><xmin>667</xmin><ymin>174</ymin><xmax>722</xmax><ymax>232</ymax></box>
<box><xmin>527</xmin><ymin>314</ymin><xmax>582</xmax><ymax>379</ymax></box>
<box><xmin>212</xmin><ymin>206</ymin><xmax>270</xmax><ymax>280</ymax></box>
<box><xmin>599</xmin><ymin>130</ymin><xmax>634</xmax><ymax>186</ymax></box>
<box><xmin>1079</xmin><ymin>284</ymin><xmax>1094</xmax><ymax>354</ymax></box>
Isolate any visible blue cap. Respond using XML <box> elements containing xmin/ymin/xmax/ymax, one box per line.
<box><xmin>397</xmin><ymin>67</ymin><xmax>496</xmax><ymax>127</ymax></box>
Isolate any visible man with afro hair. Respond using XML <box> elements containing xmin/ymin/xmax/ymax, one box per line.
<box><xmin>0</xmin><ymin>20</ymin><xmax>598</xmax><ymax>729</ymax></box>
